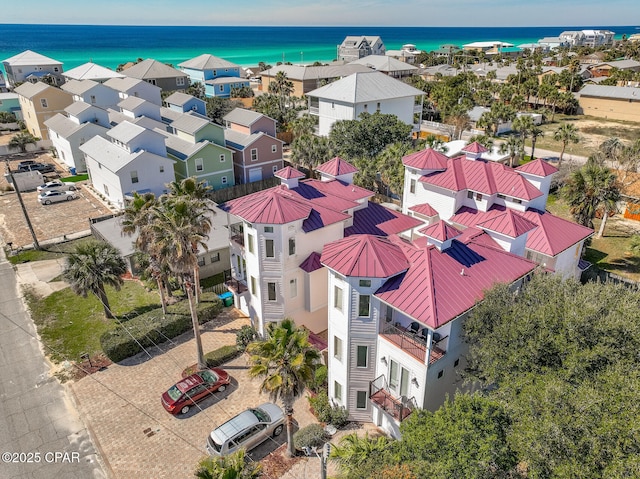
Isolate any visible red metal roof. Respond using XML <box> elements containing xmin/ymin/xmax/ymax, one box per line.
<box><xmin>316</xmin><ymin>157</ymin><xmax>358</xmax><ymax>176</ymax></box>
<box><xmin>274</xmin><ymin>166</ymin><xmax>305</xmax><ymax>179</ymax></box>
<box><xmin>516</xmin><ymin>159</ymin><xmax>558</xmax><ymax>177</ymax></box>
<box><xmin>321</xmin><ymin>235</ymin><xmax>410</xmax><ymax>278</ymax></box>
<box><xmin>418</xmin><ymin>220</ymin><xmax>462</xmax><ymax>240</ymax></box>
<box><xmin>402</xmin><ymin>148</ymin><xmax>448</xmax><ymax>170</ymax></box>
<box><xmin>345</xmin><ymin>202</ymin><xmax>423</xmax><ymax>237</ymax></box>
<box><xmin>220</xmin><ymin>186</ymin><xmax>312</xmax><ymax>224</ymax></box>
<box><xmin>461</xmin><ymin>141</ymin><xmax>488</xmax><ymax>154</ymax></box>
<box><xmin>477</xmin><ymin>209</ymin><xmax>538</xmax><ymax>238</ymax></box>
<box><xmin>299</xmin><ymin>252</ymin><xmax>323</xmax><ymax>272</ymax></box>
<box><xmin>408</xmin><ymin>203</ymin><xmax>438</xmax><ymax>217</ymax></box>
<box><xmin>419</xmin><ymin>157</ymin><xmax>543</xmax><ymax>201</ymax></box>
<box><xmin>305</xmin><ymin>178</ymin><xmax>372</xmax><ymax>202</ymax></box>
<box><xmin>375</xmin><ymin>231</ymin><xmax>537</xmax><ymax>328</ymax></box>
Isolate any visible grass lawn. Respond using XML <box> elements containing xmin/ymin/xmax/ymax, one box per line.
<box><xmin>6</xmin><ymin>237</ymin><xmax>96</xmax><ymax>265</ymax></box>
<box><xmin>25</xmin><ymin>281</ymin><xmax>161</xmax><ymax>363</ymax></box>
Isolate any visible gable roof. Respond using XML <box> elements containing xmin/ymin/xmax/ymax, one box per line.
<box><xmin>223</xmin><ymin>107</ymin><xmax>268</xmax><ymax>127</ymax></box>
<box><xmin>118</xmin><ymin>96</ymin><xmax>149</xmax><ymax>111</ymax></box>
<box><xmin>579</xmin><ymin>84</ymin><xmax>640</xmax><ymax>101</ymax></box>
<box><xmin>107</xmin><ymin>121</ymin><xmax>146</xmax><ymax>144</ymax></box>
<box><xmin>419</xmin><ymin>221</ymin><xmax>462</xmax><ymax>240</ymax></box>
<box><xmin>224</xmin><ymin>129</ymin><xmax>263</xmax><ymax>149</ymax></box>
<box><xmin>104</xmin><ymin>76</ymin><xmax>152</xmax><ymax>93</ymax></box>
<box><xmin>63</xmin><ymin>62</ymin><xmax>124</xmax><ymax>81</ymax></box>
<box><xmin>178</xmin><ymin>54</ymin><xmax>240</xmax><ymax>71</ymax></box>
<box><xmin>306</xmin><ymin>71</ymin><xmax>424</xmax><ymax>103</ymax></box>
<box><xmin>477</xmin><ymin>209</ymin><xmax>538</xmax><ymax>238</ymax></box>
<box><xmin>350</xmin><ymin>55</ymin><xmax>418</xmax><ymax>73</ymax></box>
<box><xmin>44</xmin><ymin>113</ymin><xmax>107</xmax><ymax>139</ymax></box>
<box><xmin>122</xmin><ymin>59</ymin><xmax>188</xmax><ymax>80</ymax></box>
<box><xmin>409</xmin><ymin>203</ymin><xmax>438</xmax><ymax>217</ymax></box>
<box><xmin>515</xmin><ymin>158</ymin><xmax>559</xmax><ymax>177</ymax></box>
<box><xmin>171</xmin><ymin>111</ymin><xmax>212</xmax><ymax>135</ymax></box>
<box><xmin>3</xmin><ymin>50</ymin><xmax>61</xmax><ymax>66</ymax></box>
<box><xmin>80</xmin><ymin>135</ymin><xmax>170</xmax><ymax>173</ymax></box>
<box><xmin>14</xmin><ymin>81</ymin><xmax>51</xmax><ymax>99</ymax></box>
<box><xmin>164</xmin><ymin>91</ymin><xmax>197</xmax><ymax>106</ymax></box>
<box><xmin>402</xmin><ymin>148</ymin><xmax>448</xmax><ymax>170</ymax></box>
<box><xmin>61</xmin><ymin>79</ymin><xmax>100</xmax><ymax>95</ymax></box>
<box><xmin>316</xmin><ymin>157</ymin><xmax>358</xmax><ymax>176</ymax></box>
<box><xmin>260</xmin><ymin>64</ymin><xmax>373</xmax><ymax>81</ymax></box>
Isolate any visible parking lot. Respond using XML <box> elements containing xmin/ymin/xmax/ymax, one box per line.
<box><xmin>1</xmin><ymin>153</ymin><xmax>113</xmax><ymax>248</ymax></box>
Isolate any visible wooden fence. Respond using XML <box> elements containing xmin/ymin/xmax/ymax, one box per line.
<box><xmin>210</xmin><ymin>177</ymin><xmax>279</xmax><ymax>204</ymax></box>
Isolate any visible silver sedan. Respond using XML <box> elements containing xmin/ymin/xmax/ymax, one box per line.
<box><xmin>38</xmin><ymin>190</ymin><xmax>78</xmax><ymax>205</ymax></box>
<box><xmin>37</xmin><ymin>180</ymin><xmax>78</xmax><ymax>193</ymax></box>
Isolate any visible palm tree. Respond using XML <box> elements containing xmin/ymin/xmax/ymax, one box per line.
<box><xmin>194</xmin><ymin>449</ymin><xmax>261</xmax><ymax>479</ymax></box>
<box><xmin>247</xmin><ymin>319</ymin><xmax>321</xmax><ymax>458</ymax></box>
<box><xmin>268</xmin><ymin>71</ymin><xmax>294</xmax><ymax>113</ymax></box>
<box><xmin>529</xmin><ymin>126</ymin><xmax>544</xmax><ymax>161</ymax></box>
<box><xmin>290</xmin><ymin>134</ymin><xmax>330</xmax><ymax>178</ymax></box>
<box><xmin>562</xmin><ymin>160</ymin><xmax>621</xmax><ymax>237</ymax></box>
<box><xmin>553</xmin><ymin>123</ymin><xmax>580</xmax><ymax>166</ymax></box>
<box><xmin>63</xmin><ymin>240</ymin><xmax>127</xmax><ymax>319</ymax></box>
<box><xmin>423</xmin><ymin>134</ymin><xmax>449</xmax><ymax>153</ymax></box>
<box><xmin>499</xmin><ymin>135</ymin><xmax>524</xmax><ymax>167</ymax></box>
<box><xmin>330</xmin><ymin>432</ymin><xmax>391</xmax><ymax>478</ymax></box>
<box><xmin>9</xmin><ymin>132</ymin><xmax>39</xmax><ymax>153</ymax></box>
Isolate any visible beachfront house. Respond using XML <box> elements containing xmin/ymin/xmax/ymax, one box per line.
<box><xmin>178</xmin><ymin>54</ymin><xmax>249</xmax><ymax>98</ymax></box>
<box><xmin>154</xmin><ymin>111</ymin><xmax>235</xmax><ymax>189</ymax></box>
<box><xmin>223</xmin><ymin>108</ymin><xmax>284</xmax><ymax>183</ymax></box>
<box><xmin>120</xmin><ymin>59</ymin><xmax>190</xmax><ymax>92</ymax></box>
<box><xmin>14</xmin><ymin>81</ymin><xmax>73</xmax><ymax>141</ymax></box>
<box><xmin>62</xmin><ymin>62</ymin><xmax>125</xmax><ymax>83</ymax></box>
<box><xmin>103</xmin><ymin>77</ymin><xmax>162</xmax><ymax>106</ymax></box>
<box><xmin>80</xmin><ymin>120</ymin><xmax>175</xmax><ymax>209</ymax></box>
<box><xmin>306</xmin><ymin>71</ymin><xmax>425</xmax><ymax>137</ymax></box>
<box><xmin>2</xmin><ymin>50</ymin><xmax>65</xmax><ymax>88</ymax></box>
<box><xmin>45</xmin><ymin>102</ymin><xmax>111</xmax><ymax>173</ymax></box>
<box><xmin>338</xmin><ymin>36</ymin><xmax>386</xmax><ymax>62</ymax></box>
<box><xmin>61</xmin><ymin>79</ymin><xmax>121</xmax><ymax>109</ymax></box>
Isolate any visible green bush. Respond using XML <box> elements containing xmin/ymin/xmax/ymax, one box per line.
<box><xmin>330</xmin><ymin>404</ymin><xmax>349</xmax><ymax>428</ymax></box>
<box><xmin>205</xmin><ymin>344</ymin><xmax>241</xmax><ymax>368</ymax></box>
<box><xmin>309</xmin><ymin>391</ymin><xmax>332</xmax><ymax>423</ymax></box>
<box><xmin>309</xmin><ymin>365</ymin><xmax>328</xmax><ymax>393</ymax></box>
<box><xmin>236</xmin><ymin>325</ymin><xmax>257</xmax><ymax>351</ymax></box>
<box><xmin>100</xmin><ymin>295</ymin><xmax>222</xmax><ymax>362</ymax></box>
<box><xmin>293</xmin><ymin>424</ymin><xmax>328</xmax><ymax>450</ymax></box>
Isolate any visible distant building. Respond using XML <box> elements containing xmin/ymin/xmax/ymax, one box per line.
<box><xmin>578</xmin><ymin>84</ymin><xmax>640</xmax><ymax>122</ymax></box>
<box><xmin>2</xmin><ymin>50</ymin><xmax>65</xmax><ymax>88</ymax></box>
<box><xmin>62</xmin><ymin>62</ymin><xmax>125</xmax><ymax>83</ymax></box>
<box><xmin>559</xmin><ymin>29</ymin><xmax>615</xmax><ymax>48</ymax></box>
<box><xmin>338</xmin><ymin>36</ymin><xmax>386</xmax><ymax>62</ymax></box>
<box><xmin>350</xmin><ymin>55</ymin><xmax>419</xmax><ymax>78</ymax></box>
<box><xmin>385</xmin><ymin>44</ymin><xmax>422</xmax><ymax>65</ymax></box>
<box><xmin>178</xmin><ymin>54</ymin><xmax>249</xmax><ymax>98</ymax></box>
<box><xmin>121</xmin><ymin>59</ymin><xmax>190</xmax><ymax>92</ymax></box>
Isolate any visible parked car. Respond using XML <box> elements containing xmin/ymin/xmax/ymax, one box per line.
<box><xmin>17</xmin><ymin>160</ymin><xmax>37</xmax><ymax>169</ymax></box>
<box><xmin>161</xmin><ymin>368</ymin><xmax>230</xmax><ymax>415</ymax></box>
<box><xmin>37</xmin><ymin>180</ymin><xmax>77</xmax><ymax>192</ymax></box>
<box><xmin>206</xmin><ymin>402</ymin><xmax>284</xmax><ymax>456</ymax></box>
<box><xmin>37</xmin><ymin>190</ymin><xmax>77</xmax><ymax>205</ymax></box>
<box><xmin>18</xmin><ymin>162</ymin><xmax>56</xmax><ymax>174</ymax></box>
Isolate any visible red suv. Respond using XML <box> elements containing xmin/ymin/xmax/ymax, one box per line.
<box><xmin>161</xmin><ymin>368</ymin><xmax>231</xmax><ymax>415</ymax></box>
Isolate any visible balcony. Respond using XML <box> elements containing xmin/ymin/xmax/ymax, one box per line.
<box><xmin>229</xmin><ymin>224</ymin><xmax>244</xmax><ymax>248</ymax></box>
<box><xmin>309</xmin><ymin>106</ymin><xmax>319</xmax><ymax>115</ymax></box>
<box><xmin>369</xmin><ymin>375</ymin><xmax>417</xmax><ymax>422</ymax></box>
<box><xmin>380</xmin><ymin>323</ymin><xmax>446</xmax><ymax>364</ymax></box>
<box><xmin>225</xmin><ymin>278</ymin><xmax>248</xmax><ymax>294</ymax></box>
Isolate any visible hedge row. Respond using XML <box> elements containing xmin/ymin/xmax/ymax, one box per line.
<box><xmin>100</xmin><ymin>293</ymin><xmax>222</xmax><ymax>362</ymax></box>
<box><xmin>205</xmin><ymin>344</ymin><xmax>242</xmax><ymax>368</ymax></box>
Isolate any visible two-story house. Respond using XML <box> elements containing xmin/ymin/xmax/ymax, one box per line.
<box><xmin>2</xmin><ymin>50</ymin><xmax>64</xmax><ymax>88</ymax></box>
<box><xmin>338</xmin><ymin>36</ymin><xmax>386</xmax><ymax>62</ymax></box>
<box><xmin>61</xmin><ymin>79</ymin><xmax>121</xmax><ymax>109</ymax></box>
<box><xmin>14</xmin><ymin>81</ymin><xmax>73</xmax><ymax>140</ymax></box>
<box><xmin>80</xmin><ymin>120</ymin><xmax>175</xmax><ymax>209</ymax></box>
<box><xmin>103</xmin><ymin>77</ymin><xmax>162</xmax><ymax>106</ymax></box>
<box><xmin>307</xmin><ymin>71</ymin><xmax>424</xmax><ymax>136</ymax></box>
<box><xmin>154</xmin><ymin>111</ymin><xmax>235</xmax><ymax>189</ymax></box>
<box><xmin>163</xmin><ymin>91</ymin><xmax>207</xmax><ymax>118</ymax></box>
<box><xmin>45</xmin><ymin>102</ymin><xmax>111</xmax><ymax>173</ymax></box>
<box><xmin>121</xmin><ymin>59</ymin><xmax>190</xmax><ymax>92</ymax></box>
<box><xmin>178</xmin><ymin>54</ymin><xmax>249</xmax><ymax>98</ymax></box>
<box><xmin>222</xmin><ymin>108</ymin><xmax>284</xmax><ymax>183</ymax></box>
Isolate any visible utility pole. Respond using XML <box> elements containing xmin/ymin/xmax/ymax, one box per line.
<box><xmin>4</xmin><ymin>159</ymin><xmax>40</xmax><ymax>250</ymax></box>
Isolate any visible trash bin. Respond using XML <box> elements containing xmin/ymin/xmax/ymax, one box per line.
<box><xmin>218</xmin><ymin>292</ymin><xmax>233</xmax><ymax>307</ymax></box>
<box><xmin>69</xmin><ymin>167</ymin><xmax>76</xmax><ymax>176</ymax></box>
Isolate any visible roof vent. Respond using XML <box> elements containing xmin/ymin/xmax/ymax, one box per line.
<box><xmin>460</xmin><ymin>268</ymin><xmax>465</xmax><ymax>276</ymax></box>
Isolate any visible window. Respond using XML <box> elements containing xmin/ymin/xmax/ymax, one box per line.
<box><xmin>288</xmin><ymin>238</ymin><xmax>295</xmax><ymax>256</ymax></box>
<box><xmin>331</xmin><ymin>102</ymin><xmax>335</xmax><ymax>109</ymax></box>
<box><xmin>219</xmin><ymin>85</ymin><xmax>224</xmax><ymax>92</ymax></box>
<box><xmin>467</xmin><ymin>191</ymin><xmax>474</xmax><ymax>199</ymax></box>
<box><xmin>213</xmin><ymin>70</ymin><xmax>217</xmax><ymax>76</ymax></box>
<box><xmin>264</xmin><ymin>226</ymin><xmax>273</xmax><ymax>233</ymax></box>
<box><xmin>273</xmin><ymin>165</ymin><xmax>278</xmax><ymax>173</ymax></box>
<box><xmin>54</xmin><ymin>67</ymin><xmax>59</xmax><ymax>72</ymax></box>
<box><xmin>334</xmin><ymin>381</ymin><xmax>342</xmax><ymax>401</ymax></box>
<box><xmin>103</xmin><ymin>184</ymin><xmax>109</xmax><ymax>196</ymax></box>
<box><xmin>512</xmin><ymin>198</ymin><xmax>522</xmax><ymax>204</ymax></box>
<box><xmin>90</xmin><ymin>95</ymin><xmax>96</xmax><ymax>104</ymax></box>
<box><xmin>130</xmin><ymin>170</ymin><xmax>139</xmax><ymax>183</ymax></box>
<box><xmin>159</xmin><ymin>165</ymin><xmax>164</xmax><ymax>173</ymax></box>
<box><xmin>197</xmin><ymin>257</ymin><xmax>205</xmax><ymax>266</ymax></box>
<box><xmin>250</xmin><ymin>148</ymin><xmax>258</xmax><ymax>161</ymax></box>
<box><xmin>454</xmin><ymin>358</ymin><xmax>460</xmax><ymax>367</ymax></box>
<box><xmin>267</xmin><ymin>282</ymin><xmax>276</xmax><ymax>301</ymax></box>
<box><xmin>437</xmin><ymin>370</ymin><xmax>444</xmax><ymax>379</ymax></box>
<box><xmin>221</xmin><ymin>176</ymin><xmax>228</xmax><ymax>184</ymax></box>
<box><xmin>195</xmin><ymin>158</ymin><xmax>204</xmax><ymax>172</ymax></box>
<box><xmin>208</xmin><ymin>252</ymin><xmax>220</xmax><ymax>263</ymax></box>
<box><xmin>272</xmin><ymin>144</ymin><xmax>277</xmax><ymax>153</ymax></box>
<box><xmin>410</xmin><ymin>179</ymin><xmax>416</xmax><ymax>194</ymax></box>
<box><xmin>333</xmin><ymin>336</ymin><xmax>342</xmax><ymax>361</ymax></box>
<box><xmin>265</xmin><ymin>239</ymin><xmax>275</xmax><ymax>258</ymax></box>
<box><xmin>376</xmin><ymin>102</ymin><xmax>381</xmax><ymax>112</ymax></box>
<box><xmin>359</xmin><ymin>279</ymin><xmax>371</xmax><ymax>288</ymax></box>
<box><xmin>248</xmin><ymin>233</ymin><xmax>255</xmax><ymax>254</ymax></box>
<box><xmin>40</xmin><ymin>98</ymin><xmax>48</xmax><ymax>108</ymax></box>
<box><xmin>220</xmin><ymin>154</ymin><xmax>225</xmax><ymax>162</ymax></box>
<box><xmin>497</xmin><ymin>193</ymin><xmax>506</xmax><ymax>199</ymax></box>
<box><xmin>476</xmin><ymin>193</ymin><xmax>483</xmax><ymax>201</ymax></box>
<box><xmin>363</xmin><ymin>103</ymin><xmax>368</xmax><ymax>111</ymax></box>
<box><xmin>356</xmin><ymin>390</ymin><xmax>367</xmax><ymax>409</ymax></box>
<box><xmin>289</xmin><ymin>278</ymin><xmax>297</xmax><ymax>298</ymax></box>
<box><xmin>176</xmin><ymin>77</ymin><xmax>185</xmax><ymax>86</ymax></box>
<box><xmin>334</xmin><ymin>286</ymin><xmax>343</xmax><ymax>311</ymax></box>
<box><xmin>250</xmin><ymin>276</ymin><xmax>257</xmax><ymax>295</ymax></box>
<box><xmin>358</xmin><ymin>294</ymin><xmax>370</xmax><ymax>317</ymax></box>
<box><xmin>356</xmin><ymin>346</ymin><xmax>368</xmax><ymax>368</ymax></box>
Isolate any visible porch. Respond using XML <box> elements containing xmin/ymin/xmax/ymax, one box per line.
<box><xmin>369</xmin><ymin>375</ymin><xmax>417</xmax><ymax>422</ymax></box>
<box><xmin>379</xmin><ymin>323</ymin><xmax>447</xmax><ymax>364</ymax></box>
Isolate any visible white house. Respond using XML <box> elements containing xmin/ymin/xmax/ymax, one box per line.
<box><xmin>338</xmin><ymin>36</ymin><xmax>386</xmax><ymax>62</ymax></box>
<box><xmin>2</xmin><ymin>50</ymin><xmax>64</xmax><ymax>88</ymax></box>
<box><xmin>61</xmin><ymin>79</ymin><xmax>120</xmax><ymax>109</ymax></box>
<box><xmin>103</xmin><ymin>77</ymin><xmax>162</xmax><ymax>106</ymax></box>
<box><xmin>307</xmin><ymin>71</ymin><xmax>425</xmax><ymax>136</ymax></box>
<box><xmin>45</xmin><ymin>102</ymin><xmax>111</xmax><ymax>173</ymax></box>
<box><xmin>80</xmin><ymin>121</ymin><xmax>174</xmax><ymax>208</ymax></box>
<box><xmin>62</xmin><ymin>62</ymin><xmax>125</xmax><ymax>83</ymax></box>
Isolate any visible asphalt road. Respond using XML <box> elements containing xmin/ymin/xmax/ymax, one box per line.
<box><xmin>0</xmin><ymin>249</ymin><xmax>107</xmax><ymax>479</ymax></box>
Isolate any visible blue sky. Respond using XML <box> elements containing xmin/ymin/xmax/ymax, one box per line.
<box><xmin>2</xmin><ymin>0</ymin><xmax>639</xmax><ymax>26</ymax></box>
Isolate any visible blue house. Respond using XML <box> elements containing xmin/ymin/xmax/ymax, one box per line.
<box><xmin>163</xmin><ymin>91</ymin><xmax>207</xmax><ymax>116</ymax></box>
<box><xmin>178</xmin><ymin>54</ymin><xmax>249</xmax><ymax>98</ymax></box>
<box><xmin>0</xmin><ymin>92</ymin><xmax>22</xmax><ymax>120</ymax></box>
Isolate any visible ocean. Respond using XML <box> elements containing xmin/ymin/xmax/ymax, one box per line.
<box><xmin>0</xmin><ymin>24</ymin><xmax>637</xmax><ymax>71</ymax></box>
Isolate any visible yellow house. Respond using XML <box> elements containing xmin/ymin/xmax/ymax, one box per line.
<box><xmin>14</xmin><ymin>81</ymin><xmax>73</xmax><ymax>140</ymax></box>
<box><xmin>578</xmin><ymin>84</ymin><xmax>640</xmax><ymax>122</ymax></box>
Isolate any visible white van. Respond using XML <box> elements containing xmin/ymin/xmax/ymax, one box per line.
<box><xmin>206</xmin><ymin>403</ymin><xmax>285</xmax><ymax>456</ymax></box>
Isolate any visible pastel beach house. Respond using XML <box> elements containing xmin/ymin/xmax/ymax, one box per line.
<box><xmin>178</xmin><ymin>54</ymin><xmax>249</xmax><ymax>98</ymax></box>
<box><xmin>2</xmin><ymin>50</ymin><xmax>65</xmax><ymax>88</ymax></box>
<box><xmin>14</xmin><ymin>82</ymin><xmax>73</xmax><ymax>141</ymax></box>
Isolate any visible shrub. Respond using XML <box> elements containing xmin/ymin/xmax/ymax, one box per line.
<box><xmin>293</xmin><ymin>424</ymin><xmax>328</xmax><ymax>451</ymax></box>
<box><xmin>205</xmin><ymin>344</ymin><xmax>241</xmax><ymax>368</ymax></box>
<box><xmin>330</xmin><ymin>404</ymin><xmax>349</xmax><ymax>428</ymax></box>
<box><xmin>100</xmin><ymin>295</ymin><xmax>222</xmax><ymax>362</ymax></box>
<box><xmin>236</xmin><ymin>325</ymin><xmax>257</xmax><ymax>351</ymax></box>
<box><xmin>309</xmin><ymin>364</ymin><xmax>328</xmax><ymax>393</ymax></box>
<box><xmin>309</xmin><ymin>391</ymin><xmax>332</xmax><ymax>423</ymax></box>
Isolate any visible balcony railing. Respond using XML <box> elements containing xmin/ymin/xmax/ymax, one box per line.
<box><xmin>309</xmin><ymin>106</ymin><xmax>319</xmax><ymax>115</ymax></box>
<box><xmin>229</xmin><ymin>224</ymin><xmax>244</xmax><ymax>248</ymax></box>
<box><xmin>369</xmin><ymin>375</ymin><xmax>417</xmax><ymax>422</ymax></box>
<box><xmin>380</xmin><ymin>323</ymin><xmax>447</xmax><ymax>364</ymax></box>
<box><xmin>225</xmin><ymin>278</ymin><xmax>248</xmax><ymax>294</ymax></box>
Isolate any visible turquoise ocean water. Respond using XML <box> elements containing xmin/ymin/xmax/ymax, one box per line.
<box><xmin>0</xmin><ymin>24</ymin><xmax>636</xmax><ymax>71</ymax></box>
